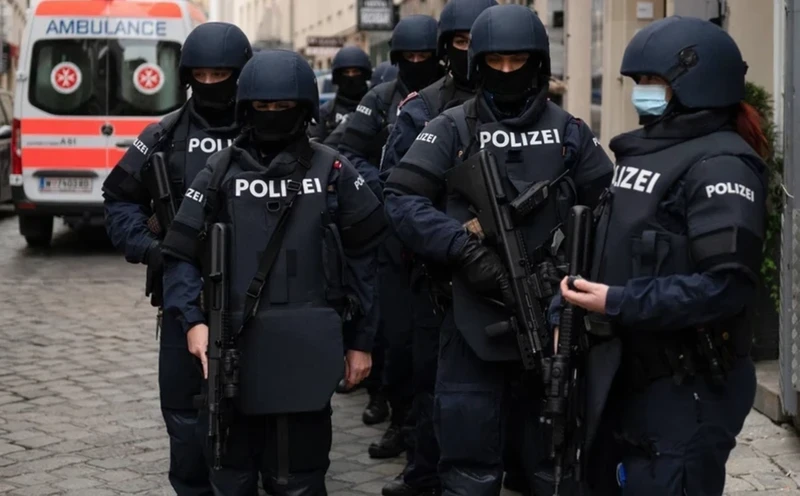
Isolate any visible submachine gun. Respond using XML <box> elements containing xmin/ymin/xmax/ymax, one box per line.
<box><xmin>542</xmin><ymin>205</ymin><xmax>593</xmax><ymax>495</ymax></box>
<box><xmin>445</xmin><ymin>149</ymin><xmax>566</xmax><ymax>372</ymax></box>
<box><xmin>205</xmin><ymin>223</ymin><xmax>240</xmax><ymax>470</ymax></box>
<box><xmin>144</xmin><ymin>151</ymin><xmax>177</xmax><ymax>307</ymax></box>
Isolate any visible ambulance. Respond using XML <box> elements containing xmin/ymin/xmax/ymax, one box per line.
<box><xmin>11</xmin><ymin>0</ymin><xmax>206</xmax><ymax>247</ymax></box>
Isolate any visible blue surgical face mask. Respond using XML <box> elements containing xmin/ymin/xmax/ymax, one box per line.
<box><xmin>631</xmin><ymin>84</ymin><xmax>668</xmax><ymax>116</ymax></box>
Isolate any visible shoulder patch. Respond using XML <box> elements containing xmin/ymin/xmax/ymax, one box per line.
<box><xmin>398</xmin><ymin>92</ymin><xmax>419</xmax><ymax>110</ymax></box>
<box><xmin>333</xmin><ymin>160</ymin><xmax>342</xmax><ymax>169</ymax></box>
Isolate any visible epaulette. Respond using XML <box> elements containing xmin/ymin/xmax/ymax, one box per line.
<box><xmin>398</xmin><ymin>91</ymin><xmax>419</xmax><ymax>111</ymax></box>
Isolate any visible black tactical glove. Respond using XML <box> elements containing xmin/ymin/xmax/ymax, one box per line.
<box><xmin>454</xmin><ymin>236</ymin><xmax>515</xmax><ymax>307</ymax></box>
<box><xmin>145</xmin><ymin>240</ymin><xmax>163</xmax><ymax>270</ymax></box>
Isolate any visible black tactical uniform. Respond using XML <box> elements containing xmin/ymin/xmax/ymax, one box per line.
<box><xmin>562</xmin><ymin>17</ymin><xmax>766</xmax><ymax>495</ymax></box>
<box><xmin>308</xmin><ymin>46</ymin><xmax>372</xmax><ymax>147</ymax></box>
<box><xmin>102</xmin><ymin>22</ymin><xmax>252</xmax><ymax>496</ymax></box>
<box><xmin>377</xmin><ymin>1</ymin><xmax>498</xmax><ymax>495</ymax></box>
<box><xmin>337</xmin><ymin>14</ymin><xmax>444</xmax><ymax>461</ymax></box>
<box><xmin>161</xmin><ymin>50</ymin><xmax>385</xmax><ymax>496</ymax></box>
<box><xmin>384</xmin><ymin>6</ymin><xmax>613</xmax><ymax>495</ymax></box>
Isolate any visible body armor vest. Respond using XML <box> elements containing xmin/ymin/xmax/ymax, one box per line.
<box><xmin>594</xmin><ymin>130</ymin><xmax>762</xmax><ymax>386</ymax></box>
<box><xmin>213</xmin><ymin>142</ymin><xmax>343</xmax><ymax>415</ymax></box>
<box><xmin>322</xmin><ymin>96</ymin><xmax>358</xmax><ymax>135</ymax></box>
<box><xmin>166</xmin><ymin>109</ymin><xmax>239</xmax><ymax>197</ymax></box>
<box><xmin>445</xmin><ymin>99</ymin><xmax>572</xmax><ymax>362</ymax></box>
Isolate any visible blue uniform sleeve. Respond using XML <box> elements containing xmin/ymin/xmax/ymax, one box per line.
<box><xmin>330</xmin><ymin>157</ymin><xmax>385</xmax><ymax>352</ymax></box>
<box><xmin>161</xmin><ymin>163</ymin><xmax>216</xmax><ymax>333</ymax></box>
<box><xmin>383</xmin><ymin>115</ymin><xmax>470</xmax><ymax>263</ymax></box>
<box><xmin>604</xmin><ymin>271</ymin><xmax>754</xmax><ymax>331</ymax></box>
<box><xmin>102</xmin><ymin>123</ymin><xmax>163</xmax><ymax>263</ymax></box>
<box><xmin>379</xmin><ymin>96</ymin><xmax>428</xmax><ymax>181</ymax></box>
<box><xmin>162</xmin><ymin>257</ymin><xmax>206</xmax><ymax>334</ymax></box>
<box><xmin>339</xmin><ymin>89</ymin><xmax>385</xmax><ymax>198</ymax></box>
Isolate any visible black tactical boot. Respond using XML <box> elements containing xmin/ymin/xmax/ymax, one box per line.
<box><xmin>362</xmin><ymin>393</ymin><xmax>389</xmax><ymax>425</ymax></box>
<box><xmin>503</xmin><ymin>471</ymin><xmax>531</xmax><ymax>495</ymax></box>
<box><xmin>382</xmin><ymin>473</ymin><xmax>441</xmax><ymax>496</ymax></box>
<box><xmin>368</xmin><ymin>422</ymin><xmax>406</xmax><ymax>459</ymax></box>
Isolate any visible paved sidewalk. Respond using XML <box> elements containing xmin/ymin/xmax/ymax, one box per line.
<box><xmin>0</xmin><ymin>219</ymin><xmax>796</xmax><ymax>495</ymax></box>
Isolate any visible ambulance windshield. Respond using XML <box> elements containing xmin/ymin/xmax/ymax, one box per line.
<box><xmin>28</xmin><ymin>38</ymin><xmax>185</xmax><ymax>116</ymax></box>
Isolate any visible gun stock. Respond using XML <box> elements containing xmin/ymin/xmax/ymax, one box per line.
<box><xmin>544</xmin><ymin>205</ymin><xmax>593</xmax><ymax>495</ymax></box>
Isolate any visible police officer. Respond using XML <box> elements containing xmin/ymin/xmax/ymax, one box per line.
<box><xmin>384</xmin><ymin>5</ymin><xmax>613</xmax><ymax>495</ymax></box>
<box><xmin>556</xmin><ymin>17</ymin><xmax>766</xmax><ymax>495</ymax></box>
<box><xmin>308</xmin><ymin>46</ymin><xmax>372</xmax><ymax>146</ymax></box>
<box><xmin>321</xmin><ymin>63</ymin><xmax>399</xmax><ymax>162</ymax></box>
<box><xmin>339</xmin><ymin>14</ymin><xmax>442</xmax><ymax>198</ymax></box>
<box><xmin>160</xmin><ymin>49</ymin><xmax>385</xmax><ymax>496</ymax></box>
<box><xmin>338</xmin><ymin>14</ymin><xmax>443</xmax><ymax>459</ymax></box>
<box><xmin>378</xmin><ymin>1</ymin><xmax>496</xmax><ymax>495</ymax></box>
<box><xmin>102</xmin><ymin>22</ymin><xmax>252</xmax><ymax>496</ymax></box>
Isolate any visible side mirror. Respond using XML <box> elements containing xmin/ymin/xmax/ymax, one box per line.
<box><xmin>0</xmin><ymin>124</ymin><xmax>11</xmax><ymax>139</ymax></box>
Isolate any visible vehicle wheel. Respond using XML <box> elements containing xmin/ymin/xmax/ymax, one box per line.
<box><xmin>19</xmin><ymin>215</ymin><xmax>53</xmax><ymax>248</ymax></box>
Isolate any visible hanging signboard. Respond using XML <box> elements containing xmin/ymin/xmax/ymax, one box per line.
<box><xmin>357</xmin><ymin>0</ymin><xmax>394</xmax><ymax>32</ymax></box>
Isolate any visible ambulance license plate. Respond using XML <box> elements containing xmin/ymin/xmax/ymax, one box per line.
<box><xmin>38</xmin><ymin>177</ymin><xmax>93</xmax><ymax>193</ymax></box>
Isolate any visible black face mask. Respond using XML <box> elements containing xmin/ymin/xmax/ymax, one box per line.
<box><xmin>398</xmin><ymin>57</ymin><xmax>441</xmax><ymax>92</ymax></box>
<box><xmin>248</xmin><ymin>107</ymin><xmax>307</xmax><ymax>144</ymax></box>
<box><xmin>336</xmin><ymin>75</ymin><xmax>368</xmax><ymax>101</ymax></box>
<box><xmin>191</xmin><ymin>76</ymin><xmax>237</xmax><ymax>111</ymax></box>
<box><xmin>447</xmin><ymin>45</ymin><xmax>470</xmax><ymax>87</ymax></box>
<box><xmin>480</xmin><ymin>59</ymin><xmax>538</xmax><ymax>104</ymax></box>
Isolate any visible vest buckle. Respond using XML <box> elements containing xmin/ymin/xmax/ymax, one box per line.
<box><xmin>286</xmin><ymin>180</ymin><xmax>301</xmax><ymax>192</ymax></box>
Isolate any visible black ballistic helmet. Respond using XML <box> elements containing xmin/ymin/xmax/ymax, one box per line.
<box><xmin>620</xmin><ymin>16</ymin><xmax>747</xmax><ymax>109</ymax></box>
<box><xmin>468</xmin><ymin>5</ymin><xmax>550</xmax><ymax>82</ymax></box>
<box><xmin>389</xmin><ymin>15</ymin><xmax>439</xmax><ymax>64</ymax></box>
<box><xmin>331</xmin><ymin>46</ymin><xmax>373</xmax><ymax>84</ymax></box>
<box><xmin>179</xmin><ymin>22</ymin><xmax>252</xmax><ymax>85</ymax></box>
<box><xmin>370</xmin><ymin>61</ymin><xmax>399</xmax><ymax>86</ymax></box>
<box><xmin>437</xmin><ymin>0</ymin><xmax>498</xmax><ymax>57</ymax></box>
<box><xmin>235</xmin><ymin>50</ymin><xmax>320</xmax><ymax>123</ymax></box>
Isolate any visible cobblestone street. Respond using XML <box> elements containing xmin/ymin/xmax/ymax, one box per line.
<box><xmin>0</xmin><ymin>215</ymin><xmax>797</xmax><ymax>495</ymax></box>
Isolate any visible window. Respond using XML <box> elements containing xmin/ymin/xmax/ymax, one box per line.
<box><xmin>29</xmin><ymin>39</ymin><xmax>184</xmax><ymax>116</ymax></box>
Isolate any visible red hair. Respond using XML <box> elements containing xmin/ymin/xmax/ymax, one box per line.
<box><xmin>735</xmin><ymin>101</ymin><xmax>770</xmax><ymax>159</ymax></box>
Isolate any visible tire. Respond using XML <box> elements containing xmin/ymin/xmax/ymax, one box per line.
<box><xmin>19</xmin><ymin>215</ymin><xmax>53</xmax><ymax>248</ymax></box>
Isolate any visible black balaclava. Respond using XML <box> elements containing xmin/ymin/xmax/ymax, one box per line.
<box><xmin>336</xmin><ymin>70</ymin><xmax>369</xmax><ymax>101</ymax></box>
<box><xmin>247</xmin><ymin>105</ymin><xmax>309</xmax><ymax>154</ymax></box>
<box><xmin>397</xmin><ymin>55</ymin><xmax>441</xmax><ymax>92</ymax></box>
<box><xmin>447</xmin><ymin>44</ymin><xmax>470</xmax><ymax>87</ymax></box>
<box><xmin>190</xmin><ymin>71</ymin><xmax>238</xmax><ymax>124</ymax></box>
<box><xmin>480</xmin><ymin>55</ymin><xmax>541</xmax><ymax>114</ymax></box>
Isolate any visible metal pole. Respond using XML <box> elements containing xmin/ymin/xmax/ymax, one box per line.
<box><xmin>780</xmin><ymin>0</ymin><xmax>800</xmax><ymax>419</ymax></box>
<box><xmin>289</xmin><ymin>0</ymin><xmax>295</xmax><ymax>50</ymax></box>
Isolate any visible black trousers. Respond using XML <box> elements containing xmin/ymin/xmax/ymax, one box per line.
<box><xmin>209</xmin><ymin>407</ymin><xmax>333</xmax><ymax>496</ymax></box>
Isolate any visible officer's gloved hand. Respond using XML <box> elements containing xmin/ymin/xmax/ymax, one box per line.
<box><xmin>145</xmin><ymin>240</ymin><xmax>163</xmax><ymax>270</ymax></box>
<box><xmin>454</xmin><ymin>236</ymin><xmax>514</xmax><ymax>307</ymax></box>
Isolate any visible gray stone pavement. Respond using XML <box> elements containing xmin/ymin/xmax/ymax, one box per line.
<box><xmin>0</xmin><ymin>215</ymin><xmax>796</xmax><ymax>495</ymax></box>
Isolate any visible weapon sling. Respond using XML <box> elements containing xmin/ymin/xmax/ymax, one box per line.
<box><xmin>238</xmin><ymin>158</ymin><xmax>313</xmax><ymax>335</ymax></box>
